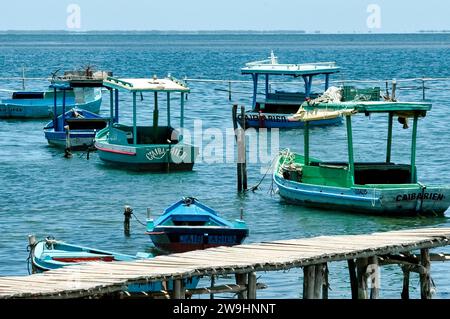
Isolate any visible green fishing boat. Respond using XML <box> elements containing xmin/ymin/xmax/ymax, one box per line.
<box><xmin>274</xmin><ymin>99</ymin><xmax>450</xmax><ymax>216</ymax></box>
<box><xmin>95</xmin><ymin>76</ymin><xmax>198</xmax><ymax>171</ymax></box>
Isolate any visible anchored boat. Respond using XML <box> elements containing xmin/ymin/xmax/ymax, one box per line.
<box><xmin>0</xmin><ymin>70</ymin><xmax>107</xmax><ymax>118</ymax></box>
<box><xmin>240</xmin><ymin>51</ymin><xmax>344</xmax><ymax>129</ymax></box>
<box><xmin>43</xmin><ymin>83</ymin><xmax>108</xmax><ymax>150</ymax></box>
<box><xmin>146</xmin><ymin>197</ymin><xmax>249</xmax><ymax>253</ymax></box>
<box><xmin>28</xmin><ymin>236</ymin><xmax>200</xmax><ymax>293</ymax></box>
<box><xmin>274</xmin><ymin>100</ymin><xmax>450</xmax><ymax>216</ymax></box>
<box><xmin>95</xmin><ymin>76</ymin><xmax>199</xmax><ymax>171</ymax></box>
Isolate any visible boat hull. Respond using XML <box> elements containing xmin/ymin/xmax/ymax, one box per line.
<box><xmin>240</xmin><ymin>112</ymin><xmax>342</xmax><ymax>129</ymax></box>
<box><xmin>149</xmin><ymin>227</ymin><xmax>249</xmax><ymax>253</ymax></box>
<box><xmin>95</xmin><ymin>141</ymin><xmax>199</xmax><ymax>172</ymax></box>
<box><xmin>0</xmin><ymin>94</ymin><xmax>102</xmax><ymax>119</ymax></box>
<box><xmin>274</xmin><ymin>174</ymin><xmax>450</xmax><ymax>216</ymax></box>
<box><xmin>44</xmin><ymin>131</ymin><xmax>96</xmax><ymax>150</ymax></box>
<box><xmin>30</xmin><ymin>240</ymin><xmax>200</xmax><ymax>293</ymax></box>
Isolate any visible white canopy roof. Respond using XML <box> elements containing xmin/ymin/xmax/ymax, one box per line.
<box><xmin>103</xmin><ymin>76</ymin><xmax>190</xmax><ymax>93</ymax></box>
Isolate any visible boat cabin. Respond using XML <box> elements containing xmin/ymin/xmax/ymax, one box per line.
<box><xmin>286</xmin><ymin>101</ymin><xmax>432</xmax><ymax>188</ymax></box>
<box><xmin>241</xmin><ymin>51</ymin><xmax>341</xmax><ymax>114</ymax></box>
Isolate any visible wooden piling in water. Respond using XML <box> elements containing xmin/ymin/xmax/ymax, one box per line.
<box><xmin>347</xmin><ymin>259</ymin><xmax>358</xmax><ymax>299</ymax></box>
<box><xmin>303</xmin><ymin>265</ymin><xmax>315</xmax><ymax>299</ymax></box>
<box><xmin>240</xmin><ymin>106</ymin><xmax>247</xmax><ymax>191</ymax></box>
<box><xmin>420</xmin><ymin>248</ymin><xmax>432</xmax><ymax>299</ymax></box>
<box><xmin>247</xmin><ymin>272</ymin><xmax>257</xmax><ymax>299</ymax></box>
<box><xmin>172</xmin><ymin>279</ymin><xmax>185</xmax><ymax>299</ymax></box>
<box><xmin>313</xmin><ymin>264</ymin><xmax>325</xmax><ymax>299</ymax></box>
<box><xmin>356</xmin><ymin>258</ymin><xmax>369</xmax><ymax>299</ymax></box>
<box><xmin>235</xmin><ymin>273</ymin><xmax>248</xmax><ymax>299</ymax></box>
<box><xmin>123</xmin><ymin>206</ymin><xmax>132</xmax><ymax>236</ymax></box>
<box><xmin>368</xmin><ymin>256</ymin><xmax>379</xmax><ymax>299</ymax></box>
<box><xmin>401</xmin><ymin>266</ymin><xmax>410</xmax><ymax>300</ymax></box>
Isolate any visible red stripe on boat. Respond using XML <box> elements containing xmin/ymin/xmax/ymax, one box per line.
<box><xmin>95</xmin><ymin>145</ymin><xmax>136</xmax><ymax>156</ymax></box>
<box><xmin>145</xmin><ymin>231</ymin><xmax>166</xmax><ymax>235</ymax></box>
<box><xmin>52</xmin><ymin>256</ymin><xmax>115</xmax><ymax>263</ymax></box>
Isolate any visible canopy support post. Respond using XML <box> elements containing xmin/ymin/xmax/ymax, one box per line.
<box><xmin>304</xmin><ymin>121</ymin><xmax>310</xmax><ymax>165</ymax></box>
<box><xmin>109</xmin><ymin>89</ymin><xmax>114</xmax><ymax>127</ymax></box>
<box><xmin>325</xmin><ymin>74</ymin><xmax>330</xmax><ymax>91</ymax></box>
<box><xmin>153</xmin><ymin>92</ymin><xmax>159</xmax><ymax>128</ymax></box>
<box><xmin>386</xmin><ymin>112</ymin><xmax>393</xmax><ymax>163</ymax></box>
<box><xmin>346</xmin><ymin>115</ymin><xmax>355</xmax><ymax>182</ymax></box>
<box><xmin>62</xmin><ymin>89</ymin><xmax>66</xmax><ymax>127</ymax></box>
<box><xmin>114</xmin><ymin>89</ymin><xmax>119</xmax><ymax>123</ymax></box>
<box><xmin>167</xmin><ymin>92</ymin><xmax>171</xmax><ymax>127</ymax></box>
<box><xmin>180</xmin><ymin>92</ymin><xmax>185</xmax><ymax>142</ymax></box>
<box><xmin>132</xmin><ymin>92</ymin><xmax>137</xmax><ymax>145</ymax></box>
<box><xmin>265</xmin><ymin>74</ymin><xmax>269</xmax><ymax>98</ymax></box>
<box><xmin>410</xmin><ymin>113</ymin><xmax>419</xmax><ymax>183</ymax></box>
<box><xmin>252</xmin><ymin>74</ymin><xmax>258</xmax><ymax>108</ymax></box>
<box><xmin>53</xmin><ymin>87</ymin><xmax>58</xmax><ymax>130</ymax></box>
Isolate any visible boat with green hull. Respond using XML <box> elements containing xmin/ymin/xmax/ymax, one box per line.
<box><xmin>274</xmin><ymin>100</ymin><xmax>450</xmax><ymax>216</ymax></box>
<box><xmin>95</xmin><ymin>76</ymin><xmax>198</xmax><ymax>171</ymax></box>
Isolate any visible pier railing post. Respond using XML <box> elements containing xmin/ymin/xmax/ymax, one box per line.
<box><xmin>247</xmin><ymin>272</ymin><xmax>257</xmax><ymax>299</ymax></box>
<box><xmin>420</xmin><ymin>249</ymin><xmax>432</xmax><ymax>299</ymax></box>
<box><xmin>235</xmin><ymin>273</ymin><xmax>248</xmax><ymax>299</ymax></box>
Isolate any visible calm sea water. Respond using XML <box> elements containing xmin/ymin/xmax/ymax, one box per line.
<box><xmin>1</xmin><ymin>33</ymin><xmax>450</xmax><ymax>299</ymax></box>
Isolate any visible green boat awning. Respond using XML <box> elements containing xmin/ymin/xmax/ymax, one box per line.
<box><xmin>305</xmin><ymin>101</ymin><xmax>432</xmax><ymax>114</ymax></box>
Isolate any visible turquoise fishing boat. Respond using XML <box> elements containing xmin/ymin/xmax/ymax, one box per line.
<box><xmin>274</xmin><ymin>100</ymin><xmax>450</xmax><ymax>216</ymax></box>
<box><xmin>146</xmin><ymin>197</ymin><xmax>249</xmax><ymax>253</ymax></box>
<box><xmin>29</xmin><ymin>237</ymin><xmax>200</xmax><ymax>294</ymax></box>
<box><xmin>95</xmin><ymin>76</ymin><xmax>199</xmax><ymax>171</ymax></box>
<box><xmin>0</xmin><ymin>69</ymin><xmax>108</xmax><ymax>119</ymax></box>
<box><xmin>240</xmin><ymin>51</ymin><xmax>344</xmax><ymax>129</ymax></box>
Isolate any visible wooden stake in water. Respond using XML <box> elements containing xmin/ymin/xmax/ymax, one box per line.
<box><xmin>64</xmin><ymin>125</ymin><xmax>73</xmax><ymax>159</ymax></box>
<box><xmin>123</xmin><ymin>206</ymin><xmax>133</xmax><ymax>237</ymax></box>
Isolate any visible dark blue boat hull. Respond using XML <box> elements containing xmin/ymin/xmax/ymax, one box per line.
<box><xmin>148</xmin><ymin>227</ymin><xmax>249</xmax><ymax>253</ymax></box>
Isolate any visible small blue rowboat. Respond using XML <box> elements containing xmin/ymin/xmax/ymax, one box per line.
<box><xmin>146</xmin><ymin>197</ymin><xmax>249</xmax><ymax>253</ymax></box>
<box><xmin>29</xmin><ymin>237</ymin><xmax>200</xmax><ymax>294</ymax></box>
<box><xmin>44</xmin><ymin>108</ymin><xmax>108</xmax><ymax>150</ymax></box>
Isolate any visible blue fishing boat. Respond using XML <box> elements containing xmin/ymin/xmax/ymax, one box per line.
<box><xmin>240</xmin><ymin>51</ymin><xmax>344</xmax><ymax>129</ymax></box>
<box><xmin>29</xmin><ymin>236</ymin><xmax>200</xmax><ymax>294</ymax></box>
<box><xmin>44</xmin><ymin>108</ymin><xmax>108</xmax><ymax>150</ymax></box>
<box><xmin>146</xmin><ymin>197</ymin><xmax>249</xmax><ymax>253</ymax></box>
<box><xmin>0</xmin><ymin>69</ymin><xmax>107</xmax><ymax>119</ymax></box>
<box><xmin>43</xmin><ymin>83</ymin><xmax>108</xmax><ymax>150</ymax></box>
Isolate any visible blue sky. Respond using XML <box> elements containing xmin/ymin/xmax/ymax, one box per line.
<box><xmin>0</xmin><ymin>0</ymin><xmax>448</xmax><ymax>32</ymax></box>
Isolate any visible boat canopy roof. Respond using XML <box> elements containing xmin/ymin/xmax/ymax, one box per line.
<box><xmin>241</xmin><ymin>52</ymin><xmax>340</xmax><ymax>77</ymax></box>
<box><xmin>307</xmin><ymin>101</ymin><xmax>432</xmax><ymax>114</ymax></box>
<box><xmin>103</xmin><ymin>76</ymin><xmax>190</xmax><ymax>93</ymax></box>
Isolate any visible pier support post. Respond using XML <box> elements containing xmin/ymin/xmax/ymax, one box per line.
<box><xmin>401</xmin><ymin>266</ymin><xmax>410</xmax><ymax>300</ymax></box>
<box><xmin>303</xmin><ymin>265</ymin><xmax>315</xmax><ymax>299</ymax></box>
<box><xmin>420</xmin><ymin>249</ymin><xmax>432</xmax><ymax>299</ymax></box>
<box><xmin>347</xmin><ymin>259</ymin><xmax>358</xmax><ymax>299</ymax></box>
<box><xmin>313</xmin><ymin>263</ymin><xmax>327</xmax><ymax>299</ymax></box>
<box><xmin>356</xmin><ymin>258</ymin><xmax>369</xmax><ymax>299</ymax></box>
<box><xmin>173</xmin><ymin>279</ymin><xmax>185</xmax><ymax>299</ymax></box>
<box><xmin>247</xmin><ymin>272</ymin><xmax>257</xmax><ymax>299</ymax></box>
<box><xmin>235</xmin><ymin>273</ymin><xmax>248</xmax><ymax>299</ymax></box>
<box><xmin>368</xmin><ymin>256</ymin><xmax>379</xmax><ymax>299</ymax></box>
<box><xmin>322</xmin><ymin>263</ymin><xmax>329</xmax><ymax>299</ymax></box>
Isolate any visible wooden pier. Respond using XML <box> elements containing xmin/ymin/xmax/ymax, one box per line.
<box><xmin>1</xmin><ymin>227</ymin><xmax>450</xmax><ymax>299</ymax></box>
